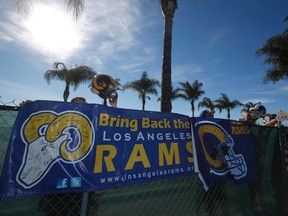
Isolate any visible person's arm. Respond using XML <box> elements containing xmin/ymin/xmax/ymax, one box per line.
<box><xmin>264</xmin><ymin>118</ymin><xmax>277</xmax><ymax>126</ymax></box>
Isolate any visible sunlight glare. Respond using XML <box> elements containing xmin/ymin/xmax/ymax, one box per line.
<box><xmin>24</xmin><ymin>4</ymin><xmax>82</xmax><ymax>57</ymax></box>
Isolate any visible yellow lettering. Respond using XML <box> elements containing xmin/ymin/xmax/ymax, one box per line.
<box><xmin>125</xmin><ymin>144</ymin><xmax>151</xmax><ymax>170</ymax></box>
<box><xmin>99</xmin><ymin>113</ymin><xmax>109</xmax><ymax>126</ymax></box>
<box><xmin>142</xmin><ymin>118</ymin><xmax>150</xmax><ymax>128</ymax></box>
<box><xmin>130</xmin><ymin>119</ymin><xmax>138</xmax><ymax>132</ymax></box>
<box><xmin>231</xmin><ymin>125</ymin><xmax>250</xmax><ymax>135</ymax></box>
<box><xmin>151</xmin><ymin>120</ymin><xmax>158</xmax><ymax>128</ymax></box>
<box><xmin>159</xmin><ymin>142</ymin><xmax>180</xmax><ymax>166</ymax></box>
<box><xmin>186</xmin><ymin>141</ymin><xmax>193</xmax><ymax>163</ymax></box>
<box><xmin>94</xmin><ymin>145</ymin><xmax>116</xmax><ymax>173</ymax></box>
<box><xmin>110</xmin><ymin>116</ymin><xmax>117</xmax><ymax>126</ymax></box>
<box><xmin>231</xmin><ymin>126</ymin><xmax>236</xmax><ymax>134</ymax></box>
<box><xmin>99</xmin><ymin>113</ymin><xmax>139</xmax><ymax>132</ymax></box>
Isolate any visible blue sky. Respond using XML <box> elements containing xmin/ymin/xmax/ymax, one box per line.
<box><xmin>0</xmin><ymin>0</ymin><xmax>287</xmax><ymax>121</ymax></box>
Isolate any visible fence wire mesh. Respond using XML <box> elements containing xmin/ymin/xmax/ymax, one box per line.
<box><xmin>0</xmin><ymin>99</ymin><xmax>288</xmax><ymax>216</ymax></box>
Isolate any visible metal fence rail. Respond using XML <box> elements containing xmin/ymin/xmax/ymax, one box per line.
<box><xmin>0</xmin><ymin>100</ymin><xmax>288</xmax><ymax>216</ymax></box>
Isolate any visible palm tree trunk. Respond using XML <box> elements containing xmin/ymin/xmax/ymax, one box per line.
<box><xmin>142</xmin><ymin>96</ymin><xmax>146</xmax><ymax>111</ymax></box>
<box><xmin>63</xmin><ymin>84</ymin><xmax>70</xmax><ymax>102</ymax></box>
<box><xmin>227</xmin><ymin>109</ymin><xmax>231</xmax><ymax>120</ymax></box>
<box><xmin>160</xmin><ymin>1</ymin><xmax>176</xmax><ymax>113</ymax></box>
<box><xmin>191</xmin><ymin>101</ymin><xmax>195</xmax><ymax>117</ymax></box>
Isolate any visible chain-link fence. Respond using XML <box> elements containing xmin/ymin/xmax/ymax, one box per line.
<box><xmin>0</xmin><ymin>99</ymin><xmax>288</xmax><ymax>216</ymax></box>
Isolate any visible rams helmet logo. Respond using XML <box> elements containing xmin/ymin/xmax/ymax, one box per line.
<box><xmin>91</xmin><ymin>74</ymin><xmax>117</xmax><ymax>100</ymax></box>
<box><xmin>197</xmin><ymin>121</ymin><xmax>247</xmax><ymax>180</ymax></box>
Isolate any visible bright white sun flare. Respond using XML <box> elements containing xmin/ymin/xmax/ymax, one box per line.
<box><xmin>23</xmin><ymin>4</ymin><xmax>82</xmax><ymax>57</ymax></box>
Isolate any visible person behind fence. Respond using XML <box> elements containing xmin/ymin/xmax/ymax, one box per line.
<box><xmin>23</xmin><ymin>75</ymin><xmax>119</xmax><ymax>215</ymax></box>
<box><xmin>264</xmin><ymin>114</ymin><xmax>278</xmax><ymax>127</ymax></box>
<box><xmin>36</xmin><ymin>94</ymin><xmax>117</xmax><ymax>215</ymax></box>
<box><xmin>71</xmin><ymin>94</ymin><xmax>118</xmax><ymax>216</ymax></box>
<box><xmin>37</xmin><ymin>96</ymin><xmax>87</xmax><ymax>216</ymax></box>
<box><xmin>87</xmin><ymin>74</ymin><xmax>119</xmax><ymax>215</ymax></box>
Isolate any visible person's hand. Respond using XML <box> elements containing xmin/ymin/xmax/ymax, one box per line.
<box><xmin>108</xmin><ymin>95</ymin><xmax>117</xmax><ymax>108</ymax></box>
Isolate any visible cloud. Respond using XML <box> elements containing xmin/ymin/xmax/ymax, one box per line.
<box><xmin>0</xmin><ymin>13</ymin><xmax>24</xmax><ymax>43</ymax></box>
<box><xmin>0</xmin><ymin>0</ymin><xmax>156</xmax><ymax>66</ymax></box>
<box><xmin>74</xmin><ymin>1</ymin><xmax>144</xmax><ymax>58</ymax></box>
<box><xmin>74</xmin><ymin>1</ymin><xmax>161</xmax><ymax>75</ymax></box>
<box><xmin>0</xmin><ymin>31</ymin><xmax>13</xmax><ymax>42</ymax></box>
<box><xmin>118</xmin><ymin>62</ymin><xmax>144</xmax><ymax>73</ymax></box>
<box><xmin>0</xmin><ymin>30</ymin><xmax>13</xmax><ymax>50</ymax></box>
<box><xmin>0</xmin><ymin>4</ymin><xmax>81</xmax><ymax>60</ymax></box>
<box><xmin>241</xmin><ymin>98</ymin><xmax>275</xmax><ymax>104</ymax></box>
<box><xmin>280</xmin><ymin>86</ymin><xmax>288</xmax><ymax>92</ymax></box>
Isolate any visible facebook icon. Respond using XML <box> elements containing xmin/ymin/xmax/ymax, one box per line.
<box><xmin>57</xmin><ymin>178</ymin><xmax>68</xmax><ymax>189</ymax></box>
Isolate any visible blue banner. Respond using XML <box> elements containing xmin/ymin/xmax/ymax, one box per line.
<box><xmin>0</xmin><ymin>101</ymin><xmax>194</xmax><ymax>200</ymax></box>
<box><xmin>191</xmin><ymin>118</ymin><xmax>258</xmax><ymax>190</ymax></box>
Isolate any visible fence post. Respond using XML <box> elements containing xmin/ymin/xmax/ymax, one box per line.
<box><xmin>80</xmin><ymin>192</ymin><xmax>89</xmax><ymax>216</ymax></box>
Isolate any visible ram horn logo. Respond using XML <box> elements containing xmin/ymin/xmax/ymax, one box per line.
<box><xmin>16</xmin><ymin>111</ymin><xmax>94</xmax><ymax>189</ymax></box>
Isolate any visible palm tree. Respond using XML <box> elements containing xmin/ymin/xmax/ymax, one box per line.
<box><xmin>198</xmin><ymin>97</ymin><xmax>216</xmax><ymax>113</ymax></box>
<box><xmin>214</xmin><ymin>93</ymin><xmax>242</xmax><ymax>120</ymax></box>
<box><xmin>122</xmin><ymin>71</ymin><xmax>160</xmax><ymax>111</ymax></box>
<box><xmin>256</xmin><ymin>16</ymin><xmax>288</xmax><ymax>83</ymax></box>
<box><xmin>113</xmin><ymin>78</ymin><xmax>122</xmax><ymax>91</ymax></box>
<box><xmin>178</xmin><ymin>80</ymin><xmax>205</xmax><ymax>117</ymax></box>
<box><xmin>159</xmin><ymin>0</ymin><xmax>197</xmax><ymax>113</ymax></box>
<box><xmin>159</xmin><ymin>0</ymin><xmax>178</xmax><ymax>113</ymax></box>
<box><xmin>44</xmin><ymin>62</ymin><xmax>96</xmax><ymax>102</ymax></box>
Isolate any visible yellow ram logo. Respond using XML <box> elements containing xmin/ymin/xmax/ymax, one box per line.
<box><xmin>16</xmin><ymin>111</ymin><xmax>94</xmax><ymax>189</ymax></box>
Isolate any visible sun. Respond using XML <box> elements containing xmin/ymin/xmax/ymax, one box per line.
<box><xmin>23</xmin><ymin>4</ymin><xmax>82</xmax><ymax>57</ymax></box>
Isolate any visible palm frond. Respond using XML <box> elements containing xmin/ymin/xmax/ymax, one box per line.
<box><xmin>65</xmin><ymin>0</ymin><xmax>85</xmax><ymax>20</ymax></box>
